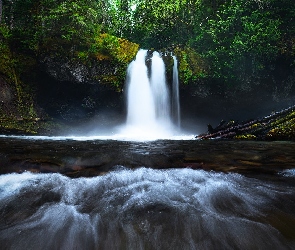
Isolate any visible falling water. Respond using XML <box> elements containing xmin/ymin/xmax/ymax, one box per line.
<box><xmin>122</xmin><ymin>49</ymin><xmax>179</xmax><ymax>139</ymax></box>
<box><xmin>150</xmin><ymin>51</ymin><xmax>171</xmax><ymax>124</ymax></box>
<box><xmin>172</xmin><ymin>56</ymin><xmax>181</xmax><ymax>128</ymax></box>
<box><xmin>126</xmin><ymin>50</ymin><xmax>156</xmax><ymax>127</ymax></box>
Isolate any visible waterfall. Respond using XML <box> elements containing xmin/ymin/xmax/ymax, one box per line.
<box><xmin>150</xmin><ymin>51</ymin><xmax>171</xmax><ymax>124</ymax></box>
<box><xmin>126</xmin><ymin>50</ymin><xmax>156</xmax><ymax>127</ymax></box>
<box><xmin>172</xmin><ymin>56</ymin><xmax>181</xmax><ymax>128</ymax></box>
<box><xmin>122</xmin><ymin>49</ymin><xmax>180</xmax><ymax>139</ymax></box>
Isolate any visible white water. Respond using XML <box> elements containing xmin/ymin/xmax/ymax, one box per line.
<box><xmin>0</xmin><ymin>134</ymin><xmax>195</xmax><ymax>141</ymax></box>
<box><xmin>150</xmin><ymin>51</ymin><xmax>171</xmax><ymax>124</ymax></box>
<box><xmin>126</xmin><ymin>50</ymin><xmax>156</xmax><ymax>127</ymax></box>
<box><xmin>172</xmin><ymin>55</ymin><xmax>181</xmax><ymax>128</ymax></box>
<box><xmin>1</xmin><ymin>168</ymin><xmax>294</xmax><ymax>249</ymax></box>
<box><xmin>121</xmin><ymin>50</ymin><xmax>171</xmax><ymax>139</ymax></box>
<box><xmin>118</xmin><ymin>49</ymin><xmax>183</xmax><ymax>140</ymax></box>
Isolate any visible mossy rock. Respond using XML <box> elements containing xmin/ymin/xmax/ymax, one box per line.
<box><xmin>173</xmin><ymin>46</ymin><xmax>207</xmax><ymax>84</ymax></box>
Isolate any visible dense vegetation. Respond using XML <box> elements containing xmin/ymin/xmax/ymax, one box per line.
<box><xmin>1</xmin><ymin>0</ymin><xmax>294</xmax><ymax>83</ymax></box>
<box><xmin>0</xmin><ymin>0</ymin><xmax>294</xmax><ymax>134</ymax></box>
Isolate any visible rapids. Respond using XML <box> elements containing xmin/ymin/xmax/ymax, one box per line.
<box><xmin>1</xmin><ymin>168</ymin><xmax>295</xmax><ymax>249</ymax></box>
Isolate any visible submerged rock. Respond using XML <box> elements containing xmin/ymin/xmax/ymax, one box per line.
<box><xmin>0</xmin><ymin>138</ymin><xmax>295</xmax><ymax>177</ymax></box>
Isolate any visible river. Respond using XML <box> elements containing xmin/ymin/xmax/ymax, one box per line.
<box><xmin>0</xmin><ymin>136</ymin><xmax>295</xmax><ymax>249</ymax></box>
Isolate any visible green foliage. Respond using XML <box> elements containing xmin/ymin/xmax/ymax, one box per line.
<box><xmin>129</xmin><ymin>0</ymin><xmax>200</xmax><ymax>49</ymax></box>
<box><xmin>193</xmin><ymin>0</ymin><xmax>282</xmax><ymax>82</ymax></box>
<box><xmin>0</xmin><ymin>21</ymin><xmax>39</xmax><ymax>130</ymax></box>
<box><xmin>3</xmin><ymin>0</ymin><xmax>294</xmax><ymax>81</ymax></box>
<box><xmin>0</xmin><ymin>24</ymin><xmax>10</xmax><ymax>39</ymax></box>
<box><xmin>90</xmin><ymin>32</ymin><xmax>139</xmax><ymax>90</ymax></box>
<box><xmin>105</xmin><ymin>0</ymin><xmax>293</xmax><ymax>85</ymax></box>
<box><xmin>1</xmin><ymin>0</ymin><xmax>139</xmax><ymax>92</ymax></box>
<box><xmin>41</xmin><ymin>0</ymin><xmax>99</xmax><ymax>41</ymax></box>
<box><xmin>173</xmin><ymin>46</ymin><xmax>207</xmax><ymax>84</ymax></box>
<box><xmin>1</xmin><ymin>0</ymin><xmax>295</xmax><ymax>91</ymax></box>
<box><xmin>0</xmin><ymin>25</ymin><xmax>14</xmax><ymax>81</ymax></box>
<box><xmin>92</xmin><ymin>33</ymin><xmax>139</xmax><ymax>63</ymax></box>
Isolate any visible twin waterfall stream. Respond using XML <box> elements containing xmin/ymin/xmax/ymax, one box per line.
<box><xmin>122</xmin><ymin>50</ymin><xmax>180</xmax><ymax>139</ymax></box>
<box><xmin>0</xmin><ymin>50</ymin><xmax>295</xmax><ymax>250</ymax></box>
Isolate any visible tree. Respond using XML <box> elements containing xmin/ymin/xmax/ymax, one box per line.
<box><xmin>191</xmin><ymin>0</ymin><xmax>282</xmax><ymax>82</ymax></box>
<box><xmin>0</xmin><ymin>0</ymin><xmax>2</xmax><ymax>23</ymax></box>
<box><xmin>1</xmin><ymin>0</ymin><xmax>294</xmax><ymax>89</ymax></box>
<box><xmin>128</xmin><ymin>0</ymin><xmax>202</xmax><ymax>49</ymax></box>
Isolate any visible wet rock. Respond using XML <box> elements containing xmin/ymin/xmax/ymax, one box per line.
<box><xmin>0</xmin><ymin>138</ymin><xmax>295</xmax><ymax>177</ymax></box>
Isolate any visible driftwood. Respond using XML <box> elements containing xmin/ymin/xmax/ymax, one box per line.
<box><xmin>197</xmin><ymin>105</ymin><xmax>295</xmax><ymax>140</ymax></box>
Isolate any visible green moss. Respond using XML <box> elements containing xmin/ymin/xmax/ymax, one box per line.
<box><xmin>91</xmin><ymin>33</ymin><xmax>139</xmax><ymax>63</ymax></box>
<box><xmin>88</xmin><ymin>33</ymin><xmax>139</xmax><ymax>90</ymax></box>
<box><xmin>0</xmin><ymin>116</ymin><xmax>37</xmax><ymax>134</ymax></box>
<box><xmin>0</xmin><ymin>116</ymin><xmax>65</xmax><ymax>135</ymax></box>
<box><xmin>47</xmin><ymin>32</ymin><xmax>139</xmax><ymax>90</ymax></box>
<box><xmin>0</xmin><ymin>29</ymin><xmax>15</xmax><ymax>82</ymax></box>
<box><xmin>250</xmin><ymin>123</ymin><xmax>261</xmax><ymax>129</ymax></box>
<box><xmin>266</xmin><ymin>114</ymin><xmax>295</xmax><ymax>140</ymax></box>
<box><xmin>116</xmin><ymin>37</ymin><xmax>140</xmax><ymax>63</ymax></box>
<box><xmin>173</xmin><ymin>46</ymin><xmax>207</xmax><ymax>84</ymax></box>
<box><xmin>99</xmin><ymin>75</ymin><xmax>121</xmax><ymax>90</ymax></box>
<box><xmin>234</xmin><ymin>134</ymin><xmax>257</xmax><ymax>140</ymax></box>
<box><xmin>0</xmin><ymin>24</ymin><xmax>42</xmax><ymax>133</ymax></box>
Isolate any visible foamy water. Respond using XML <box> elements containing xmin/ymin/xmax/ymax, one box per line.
<box><xmin>0</xmin><ymin>133</ymin><xmax>195</xmax><ymax>141</ymax></box>
<box><xmin>0</xmin><ymin>168</ymin><xmax>295</xmax><ymax>249</ymax></box>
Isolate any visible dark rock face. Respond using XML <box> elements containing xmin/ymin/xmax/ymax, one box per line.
<box><xmin>0</xmin><ymin>77</ymin><xmax>13</xmax><ymax>105</ymax></box>
<box><xmin>40</xmin><ymin>56</ymin><xmax>119</xmax><ymax>84</ymax></box>
<box><xmin>0</xmin><ymin>76</ymin><xmax>16</xmax><ymax>115</ymax></box>
<box><xmin>180</xmin><ymin>74</ymin><xmax>295</xmax><ymax>133</ymax></box>
<box><xmin>36</xmin><ymin>58</ymin><xmax>125</xmax><ymax>125</ymax></box>
<box><xmin>41</xmin><ymin>57</ymin><xmax>90</xmax><ymax>83</ymax></box>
